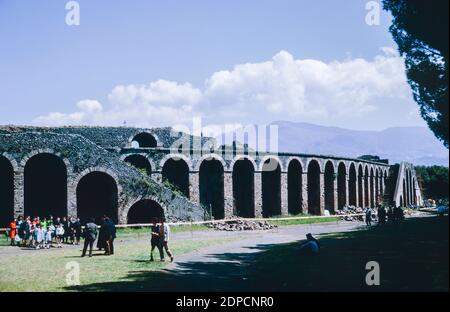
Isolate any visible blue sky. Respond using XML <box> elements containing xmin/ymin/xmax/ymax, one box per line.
<box><xmin>0</xmin><ymin>0</ymin><xmax>427</xmax><ymax>130</ymax></box>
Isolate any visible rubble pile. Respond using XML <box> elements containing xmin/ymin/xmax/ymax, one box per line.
<box><xmin>208</xmin><ymin>219</ymin><xmax>277</xmax><ymax>231</ymax></box>
<box><xmin>336</xmin><ymin>205</ymin><xmax>365</xmax><ymax>221</ymax></box>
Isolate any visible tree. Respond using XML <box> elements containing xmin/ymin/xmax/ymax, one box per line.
<box><xmin>415</xmin><ymin>166</ymin><xmax>449</xmax><ymax>200</ymax></box>
<box><xmin>383</xmin><ymin>0</ymin><xmax>449</xmax><ymax>148</ymax></box>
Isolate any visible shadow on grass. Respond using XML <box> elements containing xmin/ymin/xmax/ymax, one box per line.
<box><xmin>66</xmin><ymin>217</ymin><xmax>449</xmax><ymax>292</ymax></box>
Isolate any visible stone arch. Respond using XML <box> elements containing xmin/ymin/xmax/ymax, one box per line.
<box><xmin>337</xmin><ymin>162</ymin><xmax>347</xmax><ymax>210</ymax></box>
<box><xmin>129</xmin><ymin>132</ymin><xmax>158</xmax><ymax>148</ymax></box>
<box><xmin>194</xmin><ymin>153</ymin><xmax>226</xmax><ymax>171</ymax></box>
<box><xmin>307</xmin><ymin>159</ymin><xmax>321</xmax><ymax>215</ymax></box>
<box><xmin>161</xmin><ymin>156</ymin><xmax>190</xmax><ymax>198</ymax></box>
<box><xmin>375</xmin><ymin>168</ymin><xmax>380</xmax><ymax>206</ymax></box>
<box><xmin>0</xmin><ymin>155</ymin><xmax>14</xmax><ymax>227</ymax></box>
<box><xmin>402</xmin><ymin>178</ymin><xmax>407</xmax><ymax>207</ymax></box>
<box><xmin>305</xmin><ymin>158</ymin><xmax>323</xmax><ymax>173</ymax></box>
<box><xmin>287</xmin><ymin>158</ymin><xmax>302</xmax><ymax>215</ymax></box>
<box><xmin>76</xmin><ymin>169</ymin><xmax>119</xmax><ymax>224</ymax></box>
<box><xmin>258</xmin><ymin>155</ymin><xmax>284</xmax><ymax>172</ymax></box>
<box><xmin>324</xmin><ymin>161</ymin><xmax>335</xmax><ymax>214</ymax></box>
<box><xmin>229</xmin><ymin>155</ymin><xmax>257</xmax><ymax>172</ymax></box>
<box><xmin>232</xmin><ymin>157</ymin><xmax>255</xmax><ymax>218</ymax></box>
<box><xmin>159</xmin><ymin>153</ymin><xmax>192</xmax><ymax>171</ymax></box>
<box><xmin>199</xmin><ymin>158</ymin><xmax>224</xmax><ymax>219</ymax></box>
<box><xmin>348</xmin><ymin>163</ymin><xmax>357</xmax><ymax>206</ymax></box>
<box><xmin>123</xmin><ymin>154</ymin><xmax>152</xmax><ymax>176</ymax></box>
<box><xmin>262</xmin><ymin>157</ymin><xmax>281</xmax><ymax>217</ymax></box>
<box><xmin>127</xmin><ymin>199</ymin><xmax>165</xmax><ymax>224</ymax></box>
<box><xmin>23</xmin><ymin>152</ymin><xmax>68</xmax><ymax>219</ymax></box>
<box><xmin>412</xmin><ymin>177</ymin><xmax>417</xmax><ymax>205</ymax></box>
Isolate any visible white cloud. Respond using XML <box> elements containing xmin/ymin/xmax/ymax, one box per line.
<box><xmin>33</xmin><ymin>48</ymin><xmax>415</xmax><ymax>129</ymax></box>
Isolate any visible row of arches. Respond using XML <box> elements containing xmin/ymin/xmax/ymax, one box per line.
<box><xmin>400</xmin><ymin>167</ymin><xmax>418</xmax><ymax>207</ymax></box>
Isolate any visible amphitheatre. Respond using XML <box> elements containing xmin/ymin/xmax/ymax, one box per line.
<box><xmin>0</xmin><ymin>125</ymin><xmax>422</xmax><ymax>226</ymax></box>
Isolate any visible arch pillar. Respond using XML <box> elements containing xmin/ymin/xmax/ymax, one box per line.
<box><xmin>223</xmin><ymin>171</ymin><xmax>233</xmax><ymax>218</ymax></box>
<box><xmin>254</xmin><ymin>172</ymin><xmax>263</xmax><ymax>218</ymax></box>
<box><xmin>189</xmin><ymin>172</ymin><xmax>200</xmax><ymax>204</ymax></box>
<box><xmin>333</xmin><ymin>175</ymin><xmax>338</xmax><ymax>212</ymax></box>
<box><xmin>14</xmin><ymin>169</ymin><xmax>24</xmax><ymax>218</ymax></box>
<box><xmin>280</xmin><ymin>172</ymin><xmax>288</xmax><ymax>216</ymax></box>
<box><xmin>319</xmin><ymin>171</ymin><xmax>325</xmax><ymax>215</ymax></box>
<box><xmin>345</xmin><ymin>175</ymin><xmax>350</xmax><ymax>207</ymax></box>
<box><xmin>301</xmin><ymin>172</ymin><xmax>308</xmax><ymax>213</ymax></box>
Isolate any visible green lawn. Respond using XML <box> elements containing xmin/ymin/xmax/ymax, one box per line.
<box><xmin>59</xmin><ymin>216</ymin><xmax>448</xmax><ymax>292</ymax></box>
<box><xmin>268</xmin><ymin>216</ymin><xmax>340</xmax><ymax>226</ymax></box>
<box><xmin>0</xmin><ymin>236</ymin><xmax>236</xmax><ymax>292</ymax></box>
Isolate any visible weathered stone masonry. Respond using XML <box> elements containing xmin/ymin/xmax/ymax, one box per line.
<box><xmin>0</xmin><ymin>126</ymin><xmax>421</xmax><ymax>226</ymax></box>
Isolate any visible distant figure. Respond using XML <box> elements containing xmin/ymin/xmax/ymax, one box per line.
<box><xmin>150</xmin><ymin>217</ymin><xmax>161</xmax><ymax>262</ymax></box>
<box><xmin>97</xmin><ymin>216</ymin><xmax>107</xmax><ymax>251</ymax></box>
<box><xmin>55</xmin><ymin>223</ymin><xmax>65</xmax><ymax>248</ymax></box>
<box><xmin>377</xmin><ymin>206</ymin><xmax>386</xmax><ymax>225</ymax></box>
<box><xmin>299</xmin><ymin>233</ymin><xmax>320</xmax><ymax>256</ymax></box>
<box><xmin>393</xmin><ymin>206</ymin><xmax>404</xmax><ymax>224</ymax></box>
<box><xmin>365</xmin><ymin>208</ymin><xmax>373</xmax><ymax>226</ymax></box>
<box><xmin>82</xmin><ymin>218</ymin><xmax>98</xmax><ymax>257</ymax></box>
<box><xmin>73</xmin><ymin>218</ymin><xmax>82</xmax><ymax>245</ymax></box>
<box><xmin>157</xmin><ymin>217</ymin><xmax>174</xmax><ymax>262</ymax></box>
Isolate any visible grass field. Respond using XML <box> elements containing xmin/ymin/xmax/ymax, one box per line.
<box><xmin>59</xmin><ymin>216</ymin><xmax>448</xmax><ymax>292</ymax></box>
<box><xmin>0</xmin><ymin>236</ymin><xmax>237</xmax><ymax>292</ymax></box>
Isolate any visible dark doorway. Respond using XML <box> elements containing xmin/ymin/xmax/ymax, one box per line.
<box><xmin>77</xmin><ymin>171</ymin><xmax>118</xmax><ymax>224</ymax></box>
<box><xmin>124</xmin><ymin>154</ymin><xmax>152</xmax><ymax>176</ymax></box>
<box><xmin>233</xmin><ymin>158</ymin><xmax>255</xmax><ymax>218</ymax></box>
<box><xmin>307</xmin><ymin>160</ymin><xmax>321</xmax><ymax>215</ymax></box>
<box><xmin>127</xmin><ymin>199</ymin><xmax>164</xmax><ymax>224</ymax></box>
<box><xmin>358</xmin><ymin>165</ymin><xmax>364</xmax><ymax>207</ymax></box>
<box><xmin>370</xmin><ymin>168</ymin><xmax>375</xmax><ymax>208</ymax></box>
<box><xmin>131</xmin><ymin>133</ymin><xmax>157</xmax><ymax>148</ymax></box>
<box><xmin>337</xmin><ymin>163</ymin><xmax>347</xmax><ymax>210</ymax></box>
<box><xmin>364</xmin><ymin>167</ymin><xmax>369</xmax><ymax>207</ymax></box>
<box><xmin>199</xmin><ymin>159</ymin><xmax>224</xmax><ymax>219</ymax></box>
<box><xmin>162</xmin><ymin>158</ymin><xmax>190</xmax><ymax>198</ymax></box>
<box><xmin>0</xmin><ymin>156</ymin><xmax>14</xmax><ymax>227</ymax></box>
<box><xmin>348</xmin><ymin>164</ymin><xmax>357</xmax><ymax>206</ymax></box>
<box><xmin>324</xmin><ymin>161</ymin><xmax>335</xmax><ymax>214</ymax></box>
<box><xmin>24</xmin><ymin>153</ymin><xmax>67</xmax><ymax>219</ymax></box>
<box><xmin>288</xmin><ymin>159</ymin><xmax>302</xmax><ymax>215</ymax></box>
<box><xmin>262</xmin><ymin>158</ymin><xmax>281</xmax><ymax>217</ymax></box>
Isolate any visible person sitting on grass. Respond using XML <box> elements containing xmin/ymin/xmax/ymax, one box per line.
<box><xmin>299</xmin><ymin>233</ymin><xmax>320</xmax><ymax>256</ymax></box>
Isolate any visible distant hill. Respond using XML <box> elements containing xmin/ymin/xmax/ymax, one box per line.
<box><xmin>272</xmin><ymin>121</ymin><xmax>448</xmax><ymax>166</ymax></box>
<box><xmin>225</xmin><ymin>121</ymin><xmax>449</xmax><ymax>166</ymax></box>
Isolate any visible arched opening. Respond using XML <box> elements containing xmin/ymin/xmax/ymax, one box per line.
<box><xmin>288</xmin><ymin>159</ymin><xmax>302</xmax><ymax>215</ymax></box>
<box><xmin>324</xmin><ymin>161</ymin><xmax>335</xmax><ymax>214</ymax></box>
<box><xmin>24</xmin><ymin>153</ymin><xmax>67</xmax><ymax>219</ymax></box>
<box><xmin>399</xmin><ymin>195</ymin><xmax>403</xmax><ymax>207</ymax></box>
<box><xmin>412</xmin><ymin>177</ymin><xmax>417</xmax><ymax>205</ymax></box>
<box><xmin>0</xmin><ymin>156</ymin><xmax>14</xmax><ymax>227</ymax></box>
<box><xmin>127</xmin><ymin>199</ymin><xmax>165</xmax><ymax>224</ymax></box>
<box><xmin>131</xmin><ymin>132</ymin><xmax>157</xmax><ymax>148</ymax></box>
<box><xmin>307</xmin><ymin>160</ymin><xmax>321</xmax><ymax>215</ymax></box>
<box><xmin>262</xmin><ymin>158</ymin><xmax>281</xmax><ymax>217</ymax></box>
<box><xmin>358</xmin><ymin>165</ymin><xmax>364</xmax><ymax>207</ymax></box>
<box><xmin>349</xmin><ymin>164</ymin><xmax>357</xmax><ymax>206</ymax></box>
<box><xmin>124</xmin><ymin>154</ymin><xmax>152</xmax><ymax>176</ymax></box>
<box><xmin>199</xmin><ymin>159</ymin><xmax>224</xmax><ymax>220</ymax></box>
<box><xmin>364</xmin><ymin>167</ymin><xmax>369</xmax><ymax>207</ymax></box>
<box><xmin>77</xmin><ymin>171</ymin><xmax>118</xmax><ymax>224</ymax></box>
<box><xmin>233</xmin><ymin>158</ymin><xmax>255</xmax><ymax>218</ymax></box>
<box><xmin>162</xmin><ymin>157</ymin><xmax>190</xmax><ymax>198</ymax></box>
<box><xmin>337</xmin><ymin>163</ymin><xmax>347</xmax><ymax>210</ymax></box>
<box><xmin>369</xmin><ymin>168</ymin><xmax>375</xmax><ymax>208</ymax></box>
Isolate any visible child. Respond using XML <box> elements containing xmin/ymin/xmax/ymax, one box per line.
<box><xmin>44</xmin><ymin>227</ymin><xmax>53</xmax><ymax>249</ymax></box>
<box><xmin>157</xmin><ymin>218</ymin><xmax>174</xmax><ymax>262</ymax></box>
<box><xmin>47</xmin><ymin>222</ymin><xmax>55</xmax><ymax>244</ymax></box>
<box><xmin>55</xmin><ymin>224</ymin><xmax>65</xmax><ymax>248</ymax></box>
<box><xmin>33</xmin><ymin>224</ymin><xmax>43</xmax><ymax>249</ymax></box>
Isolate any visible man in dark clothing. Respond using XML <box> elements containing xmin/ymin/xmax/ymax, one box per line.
<box><xmin>150</xmin><ymin>217</ymin><xmax>161</xmax><ymax>262</ymax></box>
<box><xmin>82</xmin><ymin>218</ymin><xmax>97</xmax><ymax>257</ymax></box>
<box><xmin>104</xmin><ymin>217</ymin><xmax>116</xmax><ymax>256</ymax></box>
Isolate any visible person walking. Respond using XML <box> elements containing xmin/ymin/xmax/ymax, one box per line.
<box><xmin>365</xmin><ymin>207</ymin><xmax>372</xmax><ymax>226</ymax></box>
<box><xmin>149</xmin><ymin>217</ymin><xmax>161</xmax><ymax>262</ymax></box>
<box><xmin>104</xmin><ymin>217</ymin><xmax>116</xmax><ymax>256</ymax></box>
<box><xmin>82</xmin><ymin>218</ymin><xmax>98</xmax><ymax>257</ymax></box>
<box><xmin>157</xmin><ymin>217</ymin><xmax>174</xmax><ymax>262</ymax></box>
